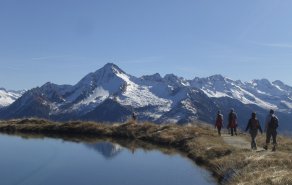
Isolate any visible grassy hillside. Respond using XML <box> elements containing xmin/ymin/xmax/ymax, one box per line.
<box><xmin>0</xmin><ymin>119</ymin><xmax>291</xmax><ymax>185</ymax></box>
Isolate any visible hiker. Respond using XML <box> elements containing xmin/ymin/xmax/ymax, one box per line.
<box><xmin>131</xmin><ymin>112</ymin><xmax>137</xmax><ymax>123</ymax></box>
<box><xmin>263</xmin><ymin>109</ymin><xmax>279</xmax><ymax>151</ymax></box>
<box><xmin>228</xmin><ymin>108</ymin><xmax>237</xmax><ymax>136</ymax></box>
<box><xmin>245</xmin><ymin>112</ymin><xmax>263</xmax><ymax>150</ymax></box>
<box><xmin>215</xmin><ymin>110</ymin><xmax>224</xmax><ymax>135</ymax></box>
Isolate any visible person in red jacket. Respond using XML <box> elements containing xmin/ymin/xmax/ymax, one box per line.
<box><xmin>215</xmin><ymin>110</ymin><xmax>224</xmax><ymax>136</ymax></box>
<box><xmin>228</xmin><ymin>108</ymin><xmax>237</xmax><ymax>136</ymax></box>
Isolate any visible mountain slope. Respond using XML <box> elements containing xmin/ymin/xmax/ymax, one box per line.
<box><xmin>0</xmin><ymin>63</ymin><xmax>292</xmax><ymax>131</ymax></box>
<box><xmin>190</xmin><ymin>75</ymin><xmax>292</xmax><ymax>111</ymax></box>
<box><xmin>0</xmin><ymin>88</ymin><xmax>25</xmax><ymax>107</ymax></box>
<box><xmin>81</xmin><ymin>98</ymin><xmax>132</xmax><ymax>122</ymax></box>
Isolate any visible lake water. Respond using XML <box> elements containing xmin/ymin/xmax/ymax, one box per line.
<box><xmin>0</xmin><ymin>134</ymin><xmax>215</xmax><ymax>185</ymax></box>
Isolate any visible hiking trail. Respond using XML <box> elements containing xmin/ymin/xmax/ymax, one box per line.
<box><xmin>221</xmin><ymin>133</ymin><xmax>265</xmax><ymax>152</ymax></box>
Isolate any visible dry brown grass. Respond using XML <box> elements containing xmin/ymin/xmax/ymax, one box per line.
<box><xmin>221</xmin><ymin>131</ymin><xmax>292</xmax><ymax>185</ymax></box>
<box><xmin>0</xmin><ymin>118</ymin><xmax>291</xmax><ymax>185</ymax></box>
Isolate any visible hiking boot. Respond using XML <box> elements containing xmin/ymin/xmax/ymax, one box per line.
<box><xmin>263</xmin><ymin>145</ymin><xmax>268</xmax><ymax>150</ymax></box>
<box><xmin>272</xmin><ymin>146</ymin><xmax>276</xmax><ymax>152</ymax></box>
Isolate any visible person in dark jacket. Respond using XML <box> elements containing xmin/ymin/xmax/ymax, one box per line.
<box><xmin>215</xmin><ymin>110</ymin><xmax>224</xmax><ymax>136</ymax></box>
<box><xmin>228</xmin><ymin>108</ymin><xmax>237</xmax><ymax>136</ymax></box>
<box><xmin>263</xmin><ymin>109</ymin><xmax>279</xmax><ymax>151</ymax></box>
<box><xmin>245</xmin><ymin>112</ymin><xmax>263</xmax><ymax>150</ymax></box>
<box><xmin>131</xmin><ymin>112</ymin><xmax>137</xmax><ymax>123</ymax></box>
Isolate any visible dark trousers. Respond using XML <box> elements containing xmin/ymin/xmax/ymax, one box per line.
<box><xmin>230</xmin><ymin>127</ymin><xmax>237</xmax><ymax>136</ymax></box>
<box><xmin>250</xmin><ymin>130</ymin><xmax>258</xmax><ymax>149</ymax></box>
<box><xmin>217</xmin><ymin>127</ymin><xmax>222</xmax><ymax>135</ymax></box>
<box><xmin>266</xmin><ymin>129</ymin><xmax>277</xmax><ymax>145</ymax></box>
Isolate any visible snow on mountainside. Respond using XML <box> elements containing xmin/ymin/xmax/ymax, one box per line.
<box><xmin>60</xmin><ymin>63</ymin><xmax>173</xmax><ymax>117</ymax></box>
<box><xmin>190</xmin><ymin>75</ymin><xmax>292</xmax><ymax>111</ymax></box>
<box><xmin>1</xmin><ymin>63</ymin><xmax>292</xmax><ymax>131</ymax></box>
<box><xmin>63</xmin><ymin>63</ymin><xmax>127</xmax><ymax>112</ymax></box>
<box><xmin>0</xmin><ymin>63</ymin><xmax>176</xmax><ymax>121</ymax></box>
<box><xmin>244</xmin><ymin>79</ymin><xmax>292</xmax><ymax>111</ymax></box>
<box><xmin>0</xmin><ymin>88</ymin><xmax>25</xmax><ymax>107</ymax></box>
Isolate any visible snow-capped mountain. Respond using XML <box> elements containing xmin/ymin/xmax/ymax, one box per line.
<box><xmin>0</xmin><ymin>88</ymin><xmax>25</xmax><ymax>107</ymax></box>
<box><xmin>0</xmin><ymin>63</ymin><xmax>292</xmax><ymax>131</ymax></box>
<box><xmin>0</xmin><ymin>63</ymin><xmax>211</xmax><ymax>123</ymax></box>
<box><xmin>86</xmin><ymin>142</ymin><xmax>123</xmax><ymax>159</ymax></box>
<box><xmin>190</xmin><ymin>75</ymin><xmax>292</xmax><ymax>112</ymax></box>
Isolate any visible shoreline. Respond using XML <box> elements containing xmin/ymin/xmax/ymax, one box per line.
<box><xmin>0</xmin><ymin>119</ymin><xmax>291</xmax><ymax>184</ymax></box>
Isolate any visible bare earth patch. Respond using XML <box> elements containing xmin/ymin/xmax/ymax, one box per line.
<box><xmin>222</xmin><ymin>134</ymin><xmax>250</xmax><ymax>150</ymax></box>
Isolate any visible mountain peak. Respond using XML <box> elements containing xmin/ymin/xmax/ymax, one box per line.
<box><xmin>42</xmin><ymin>82</ymin><xmax>54</xmax><ymax>87</ymax></box>
<box><xmin>0</xmin><ymin>87</ymin><xmax>25</xmax><ymax>107</ymax></box>
<box><xmin>208</xmin><ymin>74</ymin><xmax>225</xmax><ymax>81</ymax></box>
<box><xmin>164</xmin><ymin>74</ymin><xmax>189</xmax><ymax>86</ymax></box>
<box><xmin>0</xmin><ymin>87</ymin><xmax>7</xmax><ymax>92</ymax></box>
<box><xmin>273</xmin><ymin>80</ymin><xmax>285</xmax><ymax>86</ymax></box>
<box><xmin>141</xmin><ymin>73</ymin><xmax>163</xmax><ymax>82</ymax></box>
<box><xmin>192</xmin><ymin>74</ymin><xmax>228</xmax><ymax>83</ymax></box>
<box><xmin>76</xmin><ymin>63</ymin><xmax>128</xmax><ymax>89</ymax></box>
<box><xmin>99</xmin><ymin>63</ymin><xmax>125</xmax><ymax>75</ymax></box>
<box><xmin>252</xmin><ymin>78</ymin><xmax>272</xmax><ymax>87</ymax></box>
<box><xmin>273</xmin><ymin>80</ymin><xmax>292</xmax><ymax>91</ymax></box>
<box><xmin>40</xmin><ymin>82</ymin><xmax>60</xmax><ymax>90</ymax></box>
<box><xmin>164</xmin><ymin>74</ymin><xmax>179</xmax><ymax>81</ymax></box>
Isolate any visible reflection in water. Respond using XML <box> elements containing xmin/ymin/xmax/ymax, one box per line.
<box><xmin>86</xmin><ymin>142</ymin><xmax>123</xmax><ymax>159</ymax></box>
<box><xmin>0</xmin><ymin>133</ymin><xmax>215</xmax><ymax>185</ymax></box>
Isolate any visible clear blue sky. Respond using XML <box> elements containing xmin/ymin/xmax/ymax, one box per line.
<box><xmin>1</xmin><ymin>0</ymin><xmax>292</xmax><ymax>90</ymax></box>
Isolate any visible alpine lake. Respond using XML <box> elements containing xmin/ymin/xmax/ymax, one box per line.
<box><xmin>0</xmin><ymin>133</ymin><xmax>216</xmax><ymax>185</ymax></box>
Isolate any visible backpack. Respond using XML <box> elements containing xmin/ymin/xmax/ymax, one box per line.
<box><xmin>250</xmin><ymin>119</ymin><xmax>259</xmax><ymax>130</ymax></box>
<box><xmin>216</xmin><ymin>114</ymin><xmax>223</xmax><ymax>126</ymax></box>
<box><xmin>269</xmin><ymin>116</ymin><xmax>278</xmax><ymax>130</ymax></box>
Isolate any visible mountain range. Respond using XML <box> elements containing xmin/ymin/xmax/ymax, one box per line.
<box><xmin>0</xmin><ymin>63</ymin><xmax>291</xmax><ymax>131</ymax></box>
<box><xmin>0</xmin><ymin>88</ymin><xmax>25</xmax><ymax>108</ymax></box>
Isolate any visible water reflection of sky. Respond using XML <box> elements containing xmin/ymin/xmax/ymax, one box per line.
<box><xmin>0</xmin><ymin>134</ymin><xmax>215</xmax><ymax>185</ymax></box>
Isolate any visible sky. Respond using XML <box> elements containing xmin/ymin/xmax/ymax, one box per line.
<box><xmin>1</xmin><ymin>0</ymin><xmax>292</xmax><ymax>90</ymax></box>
